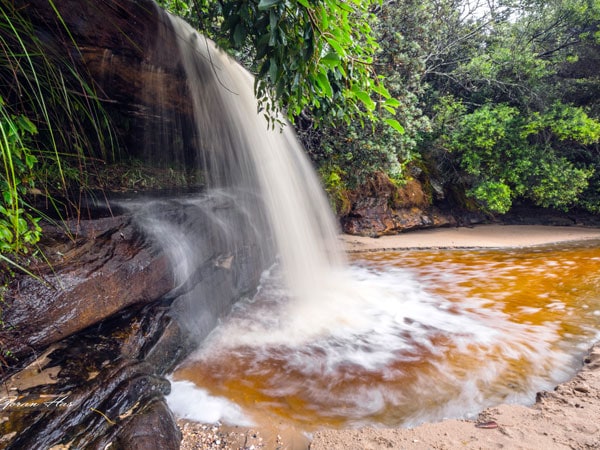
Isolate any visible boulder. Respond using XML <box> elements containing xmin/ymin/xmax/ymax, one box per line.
<box><xmin>340</xmin><ymin>174</ymin><xmax>460</xmax><ymax>236</ymax></box>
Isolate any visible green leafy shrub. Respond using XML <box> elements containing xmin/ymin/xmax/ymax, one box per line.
<box><xmin>312</xmin><ymin>120</ymin><xmax>410</xmax><ymax>189</ymax></box>
<box><xmin>319</xmin><ymin>165</ymin><xmax>351</xmax><ymax>215</ymax></box>
<box><xmin>529</xmin><ymin>155</ymin><xmax>593</xmax><ymax>210</ymax></box>
<box><xmin>0</xmin><ymin>99</ymin><xmax>42</xmax><ymax>254</ymax></box>
<box><xmin>468</xmin><ymin>181</ymin><xmax>512</xmax><ymax>214</ymax></box>
<box><xmin>448</xmin><ymin>102</ymin><xmax>598</xmax><ymax>213</ymax></box>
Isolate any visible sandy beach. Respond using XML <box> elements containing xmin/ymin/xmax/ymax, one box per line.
<box><xmin>341</xmin><ymin>224</ymin><xmax>600</xmax><ymax>251</ymax></box>
<box><xmin>178</xmin><ymin>225</ymin><xmax>600</xmax><ymax>450</ymax></box>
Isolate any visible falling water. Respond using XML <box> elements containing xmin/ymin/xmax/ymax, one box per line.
<box><xmin>165</xmin><ymin>14</ymin><xmax>345</xmax><ymax>304</ymax></box>
<box><xmin>120</xmin><ymin>9</ymin><xmax>347</xmax><ymax>341</ymax></box>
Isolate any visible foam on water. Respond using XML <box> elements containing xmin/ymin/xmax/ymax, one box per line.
<box><xmin>211</xmin><ymin>266</ymin><xmax>498</xmax><ymax>352</ymax></box>
<box><xmin>168</xmin><ymin>261</ymin><xmax>574</xmax><ymax>428</ymax></box>
<box><xmin>167</xmin><ymin>380</ymin><xmax>254</xmax><ymax>426</ymax></box>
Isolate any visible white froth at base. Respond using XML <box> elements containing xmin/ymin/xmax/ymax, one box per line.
<box><xmin>167</xmin><ymin>379</ymin><xmax>254</xmax><ymax>426</ymax></box>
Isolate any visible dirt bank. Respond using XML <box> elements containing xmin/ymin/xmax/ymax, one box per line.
<box><xmin>177</xmin><ymin>225</ymin><xmax>600</xmax><ymax>450</ymax></box>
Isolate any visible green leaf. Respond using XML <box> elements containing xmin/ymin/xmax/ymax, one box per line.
<box><xmin>328</xmin><ymin>0</ymin><xmax>353</xmax><ymax>13</ymax></box>
<box><xmin>384</xmin><ymin>118</ymin><xmax>405</xmax><ymax>134</ymax></box>
<box><xmin>316</xmin><ymin>72</ymin><xmax>333</xmax><ymax>97</ymax></box>
<box><xmin>320</xmin><ymin>9</ymin><xmax>329</xmax><ymax>29</ymax></box>
<box><xmin>320</xmin><ymin>52</ymin><xmax>340</xmax><ymax>69</ymax></box>
<box><xmin>269</xmin><ymin>58</ymin><xmax>278</xmax><ymax>82</ymax></box>
<box><xmin>256</xmin><ymin>35</ymin><xmax>270</xmax><ymax>59</ymax></box>
<box><xmin>17</xmin><ymin>219</ymin><xmax>27</xmax><ymax>234</ymax></box>
<box><xmin>25</xmin><ymin>153</ymin><xmax>37</xmax><ymax>169</ymax></box>
<box><xmin>269</xmin><ymin>10</ymin><xmax>278</xmax><ymax>46</ymax></box>
<box><xmin>15</xmin><ymin>115</ymin><xmax>37</xmax><ymax>134</ymax></box>
<box><xmin>233</xmin><ymin>24</ymin><xmax>246</xmax><ymax>47</ymax></box>
<box><xmin>0</xmin><ymin>226</ymin><xmax>14</xmax><ymax>244</ymax></box>
<box><xmin>371</xmin><ymin>83</ymin><xmax>392</xmax><ymax>99</ymax></box>
<box><xmin>258</xmin><ymin>0</ymin><xmax>281</xmax><ymax>10</ymax></box>
<box><xmin>383</xmin><ymin>98</ymin><xmax>400</xmax><ymax>108</ymax></box>
<box><xmin>325</xmin><ymin>37</ymin><xmax>346</xmax><ymax>57</ymax></box>
<box><xmin>353</xmin><ymin>89</ymin><xmax>375</xmax><ymax>111</ymax></box>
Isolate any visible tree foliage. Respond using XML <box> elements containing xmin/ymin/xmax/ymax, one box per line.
<box><xmin>158</xmin><ymin>0</ymin><xmax>401</xmax><ymax>128</ymax></box>
<box><xmin>412</xmin><ymin>0</ymin><xmax>600</xmax><ymax>214</ymax></box>
<box><xmin>159</xmin><ymin>0</ymin><xmax>600</xmax><ymax>215</ymax></box>
<box><xmin>297</xmin><ymin>0</ymin><xmax>436</xmax><ymax>187</ymax></box>
<box><xmin>446</xmin><ymin>101</ymin><xmax>597</xmax><ymax>213</ymax></box>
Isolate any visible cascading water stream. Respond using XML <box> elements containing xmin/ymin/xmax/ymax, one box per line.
<box><xmin>165</xmin><ymin>14</ymin><xmax>346</xmax><ymax>304</ymax></box>
<box><xmin>122</xmin><ymin>9</ymin><xmax>348</xmax><ymax>342</ymax></box>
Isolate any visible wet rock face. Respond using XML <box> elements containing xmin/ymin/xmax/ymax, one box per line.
<box><xmin>19</xmin><ymin>0</ymin><xmax>186</xmax><ymax>114</ymax></box>
<box><xmin>341</xmin><ymin>199</ymin><xmax>459</xmax><ymax>236</ymax></box>
<box><xmin>3</xmin><ymin>216</ymin><xmax>175</xmax><ymax>358</ymax></box>
<box><xmin>16</xmin><ymin>0</ymin><xmax>197</xmax><ymax>165</ymax></box>
<box><xmin>0</xmin><ymin>304</ymin><xmax>186</xmax><ymax>450</ymax></box>
<box><xmin>340</xmin><ymin>175</ymin><xmax>462</xmax><ymax>236</ymax></box>
<box><xmin>0</xmin><ymin>216</ymin><xmax>182</xmax><ymax>450</ymax></box>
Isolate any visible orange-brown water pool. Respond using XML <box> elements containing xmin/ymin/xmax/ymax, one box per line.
<box><xmin>169</xmin><ymin>241</ymin><xmax>600</xmax><ymax>430</ymax></box>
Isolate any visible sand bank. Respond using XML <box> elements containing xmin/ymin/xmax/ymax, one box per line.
<box><xmin>341</xmin><ymin>224</ymin><xmax>600</xmax><ymax>252</ymax></box>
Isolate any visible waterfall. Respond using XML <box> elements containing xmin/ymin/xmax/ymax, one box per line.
<box><xmin>161</xmin><ymin>14</ymin><xmax>346</xmax><ymax>306</ymax></box>
<box><xmin>109</xmin><ymin>6</ymin><xmax>347</xmax><ymax>342</ymax></box>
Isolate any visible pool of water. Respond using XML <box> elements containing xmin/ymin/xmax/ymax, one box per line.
<box><xmin>168</xmin><ymin>241</ymin><xmax>600</xmax><ymax>430</ymax></box>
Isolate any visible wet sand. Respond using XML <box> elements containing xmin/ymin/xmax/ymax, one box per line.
<box><xmin>341</xmin><ymin>224</ymin><xmax>600</xmax><ymax>251</ymax></box>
